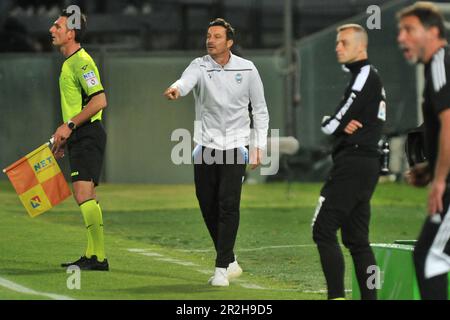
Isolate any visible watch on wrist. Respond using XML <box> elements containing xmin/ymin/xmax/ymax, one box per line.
<box><xmin>67</xmin><ymin>120</ymin><xmax>76</xmax><ymax>130</ymax></box>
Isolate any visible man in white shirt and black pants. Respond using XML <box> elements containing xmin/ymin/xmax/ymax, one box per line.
<box><xmin>164</xmin><ymin>18</ymin><xmax>269</xmax><ymax>286</ymax></box>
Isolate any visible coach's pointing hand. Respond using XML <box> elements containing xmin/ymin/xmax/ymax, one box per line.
<box><xmin>164</xmin><ymin>87</ymin><xmax>180</xmax><ymax>100</ymax></box>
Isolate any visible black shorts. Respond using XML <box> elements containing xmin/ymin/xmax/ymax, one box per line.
<box><xmin>67</xmin><ymin>120</ymin><xmax>106</xmax><ymax>186</ymax></box>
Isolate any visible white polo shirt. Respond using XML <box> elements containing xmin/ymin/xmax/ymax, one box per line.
<box><xmin>171</xmin><ymin>52</ymin><xmax>269</xmax><ymax>150</ymax></box>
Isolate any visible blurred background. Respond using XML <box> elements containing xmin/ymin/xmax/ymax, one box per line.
<box><xmin>1</xmin><ymin>0</ymin><xmax>450</xmax><ymax>184</ymax></box>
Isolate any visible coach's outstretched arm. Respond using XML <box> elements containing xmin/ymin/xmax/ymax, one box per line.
<box><xmin>164</xmin><ymin>59</ymin><xmax>201</xmax><ymax>101</ymax></box>
<box><xmin>164</xmin><ymin>87</ymin><xmax>180</xmax><ymax>100</ymax></box>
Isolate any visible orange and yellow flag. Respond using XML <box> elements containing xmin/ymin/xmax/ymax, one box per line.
<box><xmin>3</xmin><ymin>142</ymin><xmax>72</xmax><ymax>217</ymax></box>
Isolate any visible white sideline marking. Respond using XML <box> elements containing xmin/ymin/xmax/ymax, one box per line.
<box><xmin>155</xmin><ymin>258</ymin><xmax>199</xmax><ymax>267</ymax></box>
<box><xmin>141</xmin><ymin>252</ymin><xmax>163</xmax><ymax>257</ymax></box>
<box><xmin>178</xmin><ymin>244</ymin><xmax>316</xmax><ymax>253</ymax></box>
<box><xmin>197</xmin><ymin>269</ymin><xmax>213</xmax><ymax>275</ymax></box>
<box><xmin>238</xmin><ymin>244</ymin><xmax>316</xmax><ymax>252</ymax></box>
<box><xmin>0</xmin><ymin>276</ymin><xmax>74</xmax><ymax>300</ymax></box>
<box><xmin>127</xmin><ymin>248</ymin><xmax>152</xmax><ymax>253</ymax></box>
<box><xmin>234</xmin><ymin>280</ymin><xmax>265</xmax><ymax>290</ymax></box>
<box><xmin>127</xmin><ymin>248</ymin><xmax>328</xmax><ymax>293</ymax></box>
<box><xmin>127</xmin><ymin>248</ymin><xmax>268</xmax><ymax>290</ymax></box>
<box><xmin>302</xmin><ymin>289</ymin><xmax>352</xmax><ymax>294</ymax></box>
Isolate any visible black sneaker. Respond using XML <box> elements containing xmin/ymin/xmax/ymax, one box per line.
<box><xmin>61</xmin><ymin>255</ymin><xmax>109</xmax><ymax>271</ymax></box>
<box><xmin>61</xmin><ymin>256</ymin><xmax>89</xmax><ymax>268</ymax></box>
<box><xmin>83</xmin><ymin>255</ymin><xmax>109</xmax><ymax>271</ymax></box>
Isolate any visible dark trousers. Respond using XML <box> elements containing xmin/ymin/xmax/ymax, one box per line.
<box><xmin>413</xmin><ymin>191</ymin><xmax>450</xmax><ymax>300</ymax></box>
<box><xmin>194</xmin><ymin>146</ymin><xmax>247</xmax><ymax>268</ymax></box>
<box><xmin>312</xmin><ymin>152</ymin><xmax>380</xmax><ymax>300</ymax></box>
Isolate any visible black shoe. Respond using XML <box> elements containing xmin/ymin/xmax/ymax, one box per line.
<box><xmin>61</xmin><ymin>255</ymin><xmax>109</xmax><ymax>271</ymax></box>
<box><xmin>79</xmin><ymin>255</ymin><xmax>109</xmax><ymax>271</ymax></box>
<box><xmin>61</xmin><ymin>256</ymin><xmax>89</xmax><ymax>268</ymax></box>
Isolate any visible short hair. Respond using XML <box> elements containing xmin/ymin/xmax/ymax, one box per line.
<box><xmin>396</xmin><ymin>2</ymin><xmax>446</xmax><ymax>39</ymax></box>
<box><xmin>208</xmin><ymin>18</ymin><xmax>235</xmax><ymax>40</ymax></box>
<box><xmin>336</xmin><ymin>23</ymin><xmax>369</xmax><ymax>46</ymax></box>
<box><xmin>61</xmin><ymin>9</ymin><xmax>87</xmax><ymax>43</ymax></box>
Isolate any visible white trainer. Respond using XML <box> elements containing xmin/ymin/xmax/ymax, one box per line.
<box><xmin>209</xmin><ymin>267</ymin><xmax>229</xmax><ymax>286</ymax></box>
<box><xmin>226</xmin><ymin>260</ymin><xmax>243</xmax><ymax>280</ymax></box>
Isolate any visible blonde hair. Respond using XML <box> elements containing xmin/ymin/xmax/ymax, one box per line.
<box><xmin>337</xmin><ymin>23</ymin><xmax>368</xmax><ymax>47</ymax></box>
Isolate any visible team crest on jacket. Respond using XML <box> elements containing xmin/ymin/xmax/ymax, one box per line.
<box><xmin>235</xmin><ymin>73</ymin><xmax>243</xmax><ymax>84</ymax></box>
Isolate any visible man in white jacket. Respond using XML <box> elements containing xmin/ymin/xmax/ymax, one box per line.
<box><xmin>164</xmin><ymin>18</ymin><xmax>269</xmax><ymax>286</ymax></box>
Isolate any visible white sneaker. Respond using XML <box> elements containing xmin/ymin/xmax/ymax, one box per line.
<box><xmin>226</xmin><ymin>260</ymin><xmax>243</xmax><ymax>280</ymax></box>
<box><xmin>209</xmin><ymin>267</ymin><xmax>229</xmax><ymax>286</ymax></box>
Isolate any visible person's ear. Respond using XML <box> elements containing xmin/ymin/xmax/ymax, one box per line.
<box><xmin>359</xmin><ymin>42</ymin><xmax>367</xmax><ymax>54</ymax></box>
<box><xmin>227</xmin><ymin>39</ymin><xmax>234</xmax><ymax>49</ymax></box>
<box><xmin>430</xmin><ymin>26</ymin><xmax>440</xmax><ymax>39</ymax></box>
<box><xmin>67</xmin><ymin>29</ymin><xmax>75</xmax><ymax>41</ymax></box>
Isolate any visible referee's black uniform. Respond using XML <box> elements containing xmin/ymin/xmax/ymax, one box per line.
<box><xmin>313</xmin><ymin>59</ymin><xmax>386</xmax><ymax>299</ymax></box>
<box><xmin>413</xmin><ymin>46</ymin><xmax>450</xmax><ymax>300</ymax></box>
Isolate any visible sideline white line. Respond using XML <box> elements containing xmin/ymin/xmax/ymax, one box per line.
<box><xmin>0</xmin><ymin>276</ymin><xmax>74</xmax><ymax>300</ymax></box>
<box><xmin>127</xmin><ymin>248</ymin><xmax>270</xmax><ymax>290</ymax></box>
<box><xmin>238</xmin><ymin>244</ymin><xmax>317</xmax><ymax>252</ymax></box>
<box><xmin>155</xmin><ymin>258</ymin><xmax>199</xmax><ymax>267</ymax></box>
<box><xmin>141</xmin><ymin>252</ymin><xmax>164</xmax><ymax>257</ymax></box>
<box><xmin>126</xmin><ymin>248</ymin><xmax>329</xmax><ymax>294</ymax></box>
<box><xmin>302</xmin><ymin>289</ymin><xmax>352</xmax><ymax>294</ymax></box>
<box><xmin>177</xmin><ymin>244</ymin><xmax>317</xmax><ymax>253</ymax></box>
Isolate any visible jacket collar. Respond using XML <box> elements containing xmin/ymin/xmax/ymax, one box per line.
<box><xmin>342</xmin><ymin>59</ymin><xmax>370</xmax><ymax>74</ymax></box>
<box><xmin>208</xmin><ymin>51</ymin><xmax>235</xmax><ymax>68</ymax></box>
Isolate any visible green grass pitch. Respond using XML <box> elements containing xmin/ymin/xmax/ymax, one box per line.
<box><xmin>0</xmin><ymin>180</ymin><xmax>427</xmax><ymax>300</ymax></box>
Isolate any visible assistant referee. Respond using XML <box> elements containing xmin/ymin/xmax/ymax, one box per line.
<box><xmin>50</xmin><ymin>9</ymin><xmax>108</xmax><ymax>271</ymax></box>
